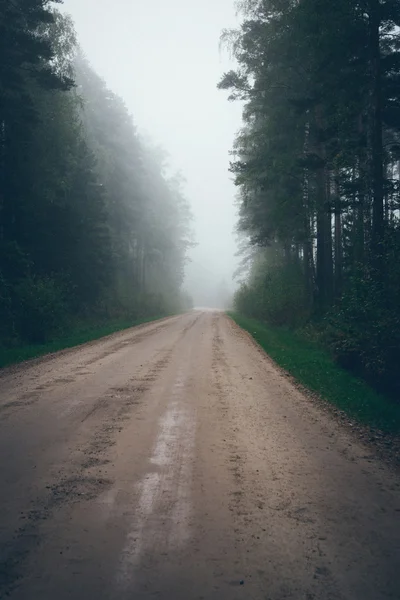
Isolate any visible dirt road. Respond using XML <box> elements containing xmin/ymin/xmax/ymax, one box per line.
<box><xmin>0</xmin><ymin>311</ymin><xmax>399</xmax><ymax>600</ymax></box>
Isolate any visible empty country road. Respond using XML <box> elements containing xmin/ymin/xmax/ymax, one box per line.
<box><xmin>0</xmin><ymin>311</ymin><xmax>399</xmax><ymax>600</ymax></box>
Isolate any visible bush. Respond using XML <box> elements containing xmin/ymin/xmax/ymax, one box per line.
<box><xmin>324</xmin><ymin>238</ymin><xmax>400</xmax><ymax>399</ymax></box>
<box><xmin>325</xmin><ymin>291</ymin><xmax>400</xmax><ymax>399</ymax></box>
<box><xmin>234</xmin><ymin>262</ymin><xmax>311</xmax><ymax>328</ymax></box>
<box><xmin>234</xmin><ymin>235</ymin><xmax>400</xmax><ymax>401</ymax></box>
<box><xmin>14</xmin><ymin>276</ymin><xmax>68</xmax><ymax>343</ymax></box>
<box><xmin>0</xmin><ymin>272</ymin><xmax>14</xmax><ymax>343</ymax></box>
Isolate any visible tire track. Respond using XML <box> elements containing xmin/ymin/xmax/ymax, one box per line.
<box><xmin>0</xmin><ymin>349</ymin><xmax>175</xmax><ymax>598</ymax></box>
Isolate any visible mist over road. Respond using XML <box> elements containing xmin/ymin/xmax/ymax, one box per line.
<box><xmin>0</xmin><ymin>311</ymin><xmax>399</xmax><ymax>599</ymax></box>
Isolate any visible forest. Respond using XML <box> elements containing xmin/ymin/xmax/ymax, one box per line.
<box><xmin>0</xmin><ymin>1</ymin><xmax>193</xmax><ymax>354</ymax></box>
<box><xmin>220</xmin><ymin>0</ymin><xmax>400</xmax><ymax>400</ymax></box>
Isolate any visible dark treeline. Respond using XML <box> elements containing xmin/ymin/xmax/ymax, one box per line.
<box><xmin>220</xmin><ymin>0</ymin><xmax>400</xmax><ymax>398</ymax></box>
<box><xmin>0</xmin><ymin>1</ymin><xmax>192</xmax><ymax>348</ymax></box>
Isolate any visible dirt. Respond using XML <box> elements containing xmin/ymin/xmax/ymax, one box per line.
<box><xmin>0</xmin><ymin>310</ymin><xmax>399</xmax><ymax>599</ymax></box>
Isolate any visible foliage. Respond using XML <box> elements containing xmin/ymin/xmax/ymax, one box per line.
<box><xmin>324</xmin><ymin>233</ymin><xmax>400</xmax><ymax>397</ymax></box>
<box><xmin>229</xmin><ymin>313</ymin><xmax>400</xmax><ymax>434</ymax></box>
<box><xmin>234</xmin><ymin>246</ymin><xmax>311</xmax><ymax>326</ymax></box>
<box><xmin>222</xmin><ymin>0</ymin><xmax>400</xmax><ymax>399</ymax></box>
<box><xmin>0</xmin><ymin>315</ymin><xmax>168</xmax><ymax>370</ymax></box>
<box><xmin>235</xmin><ymin>269</ymin><xmax>309</xmax><ymax>327</ymax></box>
<box><xmin>0</xmin><ymin>6</ymin><xmax>192</xmax><ymax>353</ymax></box>
<box><xmin>13</xmin><ymin>276</ymin><xmax>67</xmax><ymax>343</ymax></box>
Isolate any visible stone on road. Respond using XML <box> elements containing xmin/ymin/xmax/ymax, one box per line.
<box><xmin>0</xmin><ymin>311</ymin><xmax>399</xmax><ymax>599</ymax></box>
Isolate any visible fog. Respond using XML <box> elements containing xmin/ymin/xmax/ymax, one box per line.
<box><xmin>63</xmin><ymin>0</ymin><xmax>242</xmax><ymax>308</ymax></box>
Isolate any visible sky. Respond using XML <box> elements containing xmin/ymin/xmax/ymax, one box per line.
<box><xmin>63</xmin><ymin>0</ymin><xmax>243</xmax><ymax>307</ymax></box>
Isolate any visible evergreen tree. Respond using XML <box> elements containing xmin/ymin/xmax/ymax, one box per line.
<box><xmin>0</xmin><ymin>5</ymin><xmax>192</xmax><ymax>345</ymax></box>
<box><xmin>220</xmin><ymin>0</ymin><xmax>400</xmax><ymax>396</ymax></box>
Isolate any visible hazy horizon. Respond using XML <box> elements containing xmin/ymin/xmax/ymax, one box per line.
<box><xmin>63</xmin><ymin>0</ymin><xmax>243</xmax><ymax>307</ymax></box>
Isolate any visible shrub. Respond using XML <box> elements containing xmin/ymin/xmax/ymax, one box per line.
<box><xmin>324</xmin><ymin>237</ymin><xmax>400</xmax><ymax>399</ymax></box>
<box><xmin>234</xmin><ymin>262</ymin><xmax>311</xmax><ymax>328</ymax></box>
<box><xmin>0</xmin><ymin>272</ymin><xmax>14</xmax><ymax>343</ymax></box>
<box><xmin>14</xmin><ymin>276</ymin><xmax>68</xmax><ymax>343</ymax></box>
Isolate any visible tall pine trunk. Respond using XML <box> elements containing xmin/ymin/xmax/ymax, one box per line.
<box><xmin>334</xmin><ymin>170</ymin><xmax>342</xmax><ymax>297</ymax></box>
<box><xmin>302</xmin><ymin>121</ymin><xmax>315</xmax><ymax>307</ymax></box>
<box><xmin>368</xmin><ymin>0</ymin><xmax>384</xmax><ymax>250</ymax></box>
<box><xmin>314</xmin><ymin>107</ymin><xmax>333</xmax><ymax>311</ymax></box>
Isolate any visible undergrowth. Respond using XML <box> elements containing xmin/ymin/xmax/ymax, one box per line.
<box><xmin>229</xmin><ymin>313</ymin><xmax>400</xmax><ymax>435</ymax></box>
<box><xmin>0</xmin><ymin>315</ymin><xmax>167</xmax><ymax>369</ymax></box>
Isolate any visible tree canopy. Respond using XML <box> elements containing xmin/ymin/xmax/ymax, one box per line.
<box><xmin>220</xmin><ymin>0</ymin><xmax>400</xmax><ymax>398</ymax></box>
<box><xmin>0</xmin><ymin>4</ymin><xmax>193</xmax><ymax>346</ymax></box>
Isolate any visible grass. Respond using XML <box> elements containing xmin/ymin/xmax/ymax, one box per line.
<box><xmin>229</xmin><ymin>312</ymin><xmax>400</xmax><ymax>435</ymax></box>
<box><xmin>0</xmin><ymin>314</ymin><xmax>167</xmax><ymax>369</ymax></box>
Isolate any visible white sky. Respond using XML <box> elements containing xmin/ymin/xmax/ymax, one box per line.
<box><xmin>63</xmin><ymin>0</ymin><xmax>243</xmax><ymax>306</ymax></box>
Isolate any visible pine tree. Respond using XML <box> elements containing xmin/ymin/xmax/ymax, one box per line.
<box><xmin>220</xmin><ymin>0</ymin><xmax>400</xmax><ymax>395</ymax></box>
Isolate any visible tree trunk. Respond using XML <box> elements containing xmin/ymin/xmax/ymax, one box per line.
<box><xmin>141</xmin><ymin>246</ymin><xmax>146</xmax><ymax>294</ymax></box>
<box><xmin>0</xmin><ymin>119</ymin><xmax>5</xmax><ymax>242</ymax></box>
<box><xmin>334</xmin><ymin>171</ymin><xmax>342</xmax><ymax>297</ymax></box>
<box><xmin>325</xmin><ymin>170</ymin><xmax>334</xmax><ymax>301</ymax></box>
<box><xmin>314</xmin><ymin>107</ymin><xmax>333</xmax><ymax>311</ymax></box>
<box><xmin>368</xmin><ymin>0</ymin><xmax>384</xmax><ymax>249</ymax></box>
<box><xmin>302</xmin><ymin>121</ymin><xmax>315</xmax><ymax>307</ymax></box>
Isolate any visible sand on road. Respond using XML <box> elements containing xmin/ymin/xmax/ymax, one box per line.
<box><xmin>0</xmin><ymin>310</ymin><xmax>399</xmax><ymax>599</ymax></box>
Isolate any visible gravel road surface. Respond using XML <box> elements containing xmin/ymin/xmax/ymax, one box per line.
<box><xmin>0</xmin><ymin>310</ymin><xmax>399</xmax><ymax>599</ymax></box>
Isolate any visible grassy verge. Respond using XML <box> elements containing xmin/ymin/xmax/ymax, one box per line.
<box><xmin>0</xmin><ymin>314</ymin><xmax>168</xmax><ymax>369</ymax></box>
<box><xmin>229</xmin><ymin>312</ymin><xmax>400</xmax><ymax>435</ymax></box>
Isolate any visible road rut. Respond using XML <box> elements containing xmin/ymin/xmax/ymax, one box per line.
<box><xmin>0</xmin><ymin>311</ymin><xmax>399</xmax><ymax>599</ymax></box>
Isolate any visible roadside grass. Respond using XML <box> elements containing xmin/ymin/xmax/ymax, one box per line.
<box><xmin>229</xmin><ymin>313</ymin><xmax>400</xmax><ymax>435</ymax></box>
<box><xmin>0</xmin><ymin>315</ymin><xmax>168</xmax><ymax>369</ymax></box>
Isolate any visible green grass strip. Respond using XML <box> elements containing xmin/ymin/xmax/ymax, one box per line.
<box><xmin>229</xmin><ymin>312</ymin><xmax>400</xmax><ymax>434</ymax></box>
<box><xmin>0</xmin><ymin>315</ymin><xmax>168</xmax><ymax>369</ymax></box>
